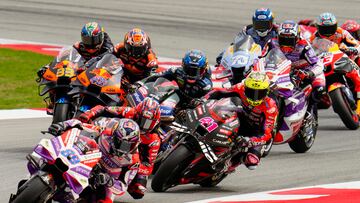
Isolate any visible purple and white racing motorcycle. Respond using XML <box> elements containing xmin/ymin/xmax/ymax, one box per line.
<box><xmin>9</xmin><ymin>128</ymin><xmax>102</xmax><ymax>203</ymax></box>
<box><xmin>255</xmin><ymin>48</ymin><xmax>318</xmax><ymax>156</ymax></box>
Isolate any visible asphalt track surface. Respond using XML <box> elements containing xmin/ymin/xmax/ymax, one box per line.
<box><xmin>0</xmin><ymin>0</ymin><xmax>360</xmax><ymax>202</ymax></box>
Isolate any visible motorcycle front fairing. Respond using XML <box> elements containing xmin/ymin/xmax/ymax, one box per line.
<box><xmin>28</xmin><ymin>128</ymin><xmax>101</xmax><ymax>197</ymax></box>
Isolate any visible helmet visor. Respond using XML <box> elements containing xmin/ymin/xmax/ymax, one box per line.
<box><xmin>279</xmin><ymin>35</ymin><xmax>297</xmax><ymax>48</ymax></box>
<box><xmin>112</xmin><ymin>136</ymin><xmax>137</xmax><ymax>156</ymax></box>
<box><xmin>245</xmin><ymin>87</ymin><xmax>268</xmax><ymax>102</ymax></box>
<box><xmin>126</xmin><ymin>43</ymin><xmax>147</xmax><ymax>58</ymax></box>
<box><xmin>253</xmin><ymin>20</ymin><xmax>273</xmax><ymax>32</ymax></box>
<box><xmin>318</xmin><ymin>24</ymin><xmax>337</xmax><ymax>37</ymax></box>
<box><xmin>184</xmin><ymin>65</ymin><xmax>205</xmax><ymax>81</ymax></box>
<box><xmin>82</xmin><ymin>34</ymin><xmax>103</xmax><ymax>49</ymax></box>
<box><xmin>354</xmin><ymin>29</ymin><xmax>360</xmax><ymax>40</ymax></box>
<box><xmin>138</xmin><ymin>116</ymin><xmax>157</xmax><ymax>132</ymax></box>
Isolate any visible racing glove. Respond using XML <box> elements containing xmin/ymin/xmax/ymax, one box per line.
<box><xmin>345</xmin><ymin>47</ymin><xmax>359</xmax><ymax>55</ymax></box>
<box><xmin>48</xmin><ymin>122</ymin><xmax>66</xmax><ymax>136</ymax></box>
<box><xmin>294</xmin><ymin>69</ymin><xmax>315</xmax><ymax>81</ymax></box>
<box><xmin>37</xmin><ymin>66</ymin><xmax>48</xmax><ymax>78</ymax></box>
<box><xmin>48</xmin><ymin>120</ymin><xmax>83</xmax><ymax>136</ymax></box>
<box><xmin>127</xmin><ymin>174</ymin><xmax>147</xmax><ymax>199</ymax></box>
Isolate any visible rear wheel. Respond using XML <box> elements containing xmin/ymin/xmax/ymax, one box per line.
<box><xmin>289</xmin><ymin>105</ymin><xmax>318</xmax><ymax>153</ymax></box>
<box><xmin>53</xmin><ymin>103</ymin><xmax>70</xmax><ymax>123</ymax></box>
<box><xmin>329</xmin><ymin>88</ymin><xmax>359</xmax><ymax>130</ymax></box>
<box><xmin>10</xmin><ymin>176</ymin><xmax>52</xmax><ymax>203</ymax></box>
<box><xmin>151</xmin><ymin>145</ymin><xmax>194</xmax><ymax>192</ymax></box>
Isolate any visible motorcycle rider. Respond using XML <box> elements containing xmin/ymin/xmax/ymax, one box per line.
<box><xmin>205</xmin><ymin>71</ymin><xmax>278</xmax><ymax>170</ymax></box>
<box><xmin>310</xmin><ymin>13</ymin><xmax>360</xmax><ymax>116</ymax></box>
<box><xmin>37</xmin><ymin>22</ymin><xmax>114</xmax><ymax>113</ymax></box>
<box><xmin>272</xmin><ymin>20</ymin><xmax>327</xmax><ymax>104</ymax></box>
<box><xmin>137</xmin><ymin>49</ymin><xmax>212</xmax><ymax>110</ymax></box>
<box><xmin>216</xmin><ymin>8</ymin><xmax>277</xmax><ymax>64</ymax></box>
<box><xmin>47</xmin><ymin>118</ymin><xmax>141</xmax><ymax>203</ymax></box>
<box><xmin>77</xmin><ymin>97</ymin><xmax>161</xmax><ymax>200</ymax></box>
<box><xmin>113</xmin><ymin>28</ymin><xmax>159</xmax><ymax>84</ymax></box>
<box><xmin>341</xmin><ymin>20</ymin><xmax>360</xmax><ymax>41</ymax></box>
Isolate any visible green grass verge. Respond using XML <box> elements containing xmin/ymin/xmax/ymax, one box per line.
<box><xmin>0</xmin><ymin>48</ymin><xmax>52</xmax><ymax>109</ymax></box>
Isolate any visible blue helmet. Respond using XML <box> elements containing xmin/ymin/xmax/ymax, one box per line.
<box><xmin>317</xmin><ymin>12</ymin><xmax>338</xmax><ymax>37</ymax></box>
<box><xmin>252</xmin><ymin>8</ymin><xmax>274</xmax><ymax>37</ymax></box>
<box><xmin>182</xmin><ymin>49</ymin><xmax>208</xmax><ymax>83</ymax></box>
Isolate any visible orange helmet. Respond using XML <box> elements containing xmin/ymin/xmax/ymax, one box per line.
<box><xmin>124</xmin><ymin>28</ymin><xmax>150</xmax><ymax>58</ymax></box>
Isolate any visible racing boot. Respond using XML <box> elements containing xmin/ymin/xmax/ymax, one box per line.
<box><xmin>243</xmin><ymin>152</ymin><xmax>260</xmax><ymax>170</ymax></box>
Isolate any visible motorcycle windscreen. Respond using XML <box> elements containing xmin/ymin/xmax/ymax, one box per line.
<box><xmin>311</xmin><ymin>38</ymin><xmax>337</xmax><ymax>56</ymax></box>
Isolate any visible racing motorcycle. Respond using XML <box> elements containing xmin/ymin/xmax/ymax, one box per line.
<box><xmin>9</xmin><ymin>128</ymin><xmax>102</xmax><ymax>203</ymax></box>
<box><xmin>211</xmin><ymin>32</ymin><xmax>262</xmax><ymax>89</ymax></box>
<box><xmin>254</xmin><ymin>48</ymin><xmax>318</xmax><ymax>155</ymax></box>
<box><xmin>68</xmin><ymin>54</ymin><xmax>126</xmax><ymax>116</ymax></box>
<box><xmin>37</xmin><ymin>46</ymin><xmax>86</xmax><ymax>123</ymax></box>
<box><xmin>127</xmin><ymin>77</ymin><xmax>180</xmax><ymax>139</ymax></box>
<box><xmin>151</xmin><ymin>97</ymin><xmax>246</xmax><ymax>192</ymax></box>
<box><xmin>312</xmin><ymin>38</ymin><xmax>359</xmax><ymax>130</ymax></box>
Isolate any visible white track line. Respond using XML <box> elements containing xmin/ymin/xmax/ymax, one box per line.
<box><xmin>186</xmin><ymin>181</ymin><xmax>360</xmax><ymax>203</ymax></box>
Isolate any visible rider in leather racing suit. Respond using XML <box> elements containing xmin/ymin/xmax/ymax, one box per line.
<box><xmin>47</xmin><ymin>118</ymin><xmax>141</xmax><ymax>203</ymax></box>
<box><xmin>341</xmin><ymin>20</ymin><xmax>360</xmax><ymax>41</ymax></box>
<box><xmin>310</xmin><ymin>13</ymin><xmax>360</xmax><ymax>116</ymax></box>
<box><xmin>271</xmin><ymin>20</ymin><xmax>328</xmax><ymax>105</ymax></box>
<box><xmin>139</xmin><ymin>49</ymin><xmax>213</xmax><ymax>110</ymax></box>
<box><xmin>77</xmin><ymin>97</ymin><xmax>161</xmax><ymax>199</ymax></box>
<box><xmin>216</xmin><ymin>8</ymin><xmax>277</xmax><ymax>64</ymax></box>
<box><xmin>113</xmin><ymin>28</ymin><xmax>158</xmax><ymax>84</ymax></box>
<box><xmin>73</xmin><ymin>22</ymin><xmax>114</xmax><ymax>62</ymax></box>
<box><xmin>37</xmin><ymin>22</ymin><xmax>114</xmax><ymax>113</ymax></box>
<box><xmin>205</xmin><ymin>71</ymin><xmax>278</xmax><ymax>170</ymax></box>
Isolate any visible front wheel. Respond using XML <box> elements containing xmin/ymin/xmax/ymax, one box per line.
<box><xmin>53</xmin><ymin>103</ymin><xmax>70</xmax><ymax>123</ymax></box>
<box><xmin>10</xmin><ymin>175</ymin><xmax>52</xmax><ymax>203</ymax></box>
<box><xmin>329</xmin><ymin>88</ymin><xmax>359</xmax><ymax>130</ymax></box>
<box><xmin>151</xmin><ymin>144</ymin><xmax>194</xmax><ymax>192</ymax></box>
<box><xmin>288</xmin><ymin>105</ymin><xmax>318</xmax><ymax>153</ymax></box>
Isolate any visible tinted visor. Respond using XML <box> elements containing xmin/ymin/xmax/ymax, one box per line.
<box><xmin>354</xmin><ymin>29</ymin><xmax>360</xmax><ymax>40</ymax></box>
<box><xmin>253</xmin><ymin>20</ymin><xmax>273</xmax><ymax>32</ymax></box>
<box><xmin>184</xmin><ymin>65</ymin><xmax>205</xmax><ymax>80</ymax></box>
<box><xmin>279</xmin><ymin>35</ymin><xmax>297</xmax><ymax>48</ymax></box>
<box><xmin>81</xmin><ymin>34</ymin><xmax>103</xmax><ymax>49</ymax></box>
<box><xmin>245</xmin><ymin>87</ymin><xmax>268</xmax><ymax>102</ymax></box>
<box><xmin>125</xmin><ymin>43</ymin><xmax>147</xmax><ymax>58</ymax></box>
<box><xmin>138</xmin><ymin>117</ymin><xmax>156</xmax><ymax>132</ymax></box>
<box><xmin>318</xmin><ymin>24</ymin><xmax>337</xmax><ymax>37</ymax></box>
<box><xmin>112</xmin><ymin>136</ymin><xmax>136</xmax><ymax>156</ymax></box>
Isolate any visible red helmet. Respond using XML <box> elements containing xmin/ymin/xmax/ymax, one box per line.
<box><xmin>135</xmin><ymin>97</ymin><xmax>161</xmax><ymax>133</ymax></box>
<box><xmin>341</xmin><ymin>20</ymin><xmax>360</xmax><ymax>40</ymax></box>
<box><xmin>124</xmin><ymin>28</ymin><xmax>150</xmax><ymax>58</ymax></box>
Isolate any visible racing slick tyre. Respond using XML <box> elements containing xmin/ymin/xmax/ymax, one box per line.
<box><xmin>151</xmin><ymin>144</ymin><xmax>194</xmax><ymax>192</ymax></box>
<box><xmin>198</xmin><ymin>173</ymin><xmax>227</xmax><ymax>187</ymax></box>
<box><xmin>329</xmin><ymin>88</ymin><xmax>359</xmax><ymax>130</ymax></box>
<box><xmin>289</xmin><ymin>105</ymin><xmax>317</xmax><ymax>153</ymax></box>
<box><xmin>53</xmin><ymin>103</ymin><xmax>70</xmax><ymax>123</ymax></box>
<box><xmin>10</xmin><ymin>175</ymin><xmax>52</xmax><ymax>203</ymax></box>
